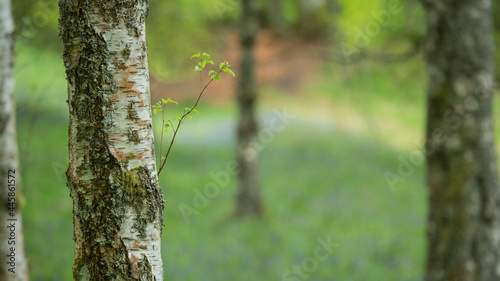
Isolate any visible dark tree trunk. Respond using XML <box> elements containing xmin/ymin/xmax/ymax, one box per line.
<box><xmin>0</xmin><ymin>0</ymin><xmax>29</xmax><ymax>280</ymax></box>
<box><xmin>494</xmin><ymin>0</ymin><xmax>500</xmax><ymax>83</ymax></box>
<box><xmin>235</xmin><ymin>0</ymin><xmax>263</xmax><ymax>218</ymax></box>
<box><xmin>422</xmin><ymin>1</ymin><xmax>500</xmax><ymax>280</ymax></box>
<box><xmin>59</xmin><ymin>0</ymin><xmax>164</xmax><ymax>280</ymax></box>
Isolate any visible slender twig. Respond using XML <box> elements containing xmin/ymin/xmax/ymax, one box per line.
<box><xmin>199</xmin><ymin>65</ymin><xmax>203</xmax><ymax>92</ymax></box>
<box><xmin>157</xmin><ymin>67</ymin><xmax>224</xmax><ymax>175</ymax></box>
<box><xmin>159</xmin><ymin>109</ymin><xmax>165</xmax><ymax>165</ymax></box>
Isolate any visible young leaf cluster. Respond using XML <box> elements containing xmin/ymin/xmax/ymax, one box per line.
<box><xmin>153</xmin><ymin>52</ymin><xmax>235</xmax><ymax>175</ymax></box>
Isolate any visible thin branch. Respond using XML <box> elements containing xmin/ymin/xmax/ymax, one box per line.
<box><xmin>159</xmin><ymin>109</ymin><xmax>165</xmax><ymax>168</ymax></box>
<box><xmin>157</xmin><ymin>68</ymin><xmax>224</xmax><ymax>175</ymax></box>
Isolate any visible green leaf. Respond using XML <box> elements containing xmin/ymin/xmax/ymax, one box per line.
<box><xmin>153</xmin><ymin>108</ymin><xmax>159</xmax><ymax>114</ymax></box>
<box><xmin>161</xmin><ymin>98</ymin><xmax>167</xmax><ymax>104</ymax></box>
<box><xmin>167</xmin><ymin>98</ymin><xmax>178</xmax><ymax>105</ymax></box>
<box><xmin>194</xmin><ymin>65</ymin><xmax>202</xmax><ymax>72</ymax></box>
<box><xmin>157</xmin><ymin>129</ymin><xmax>161</xmax><ymax>133</ymax></box>
<box><xmin>164</xmin><ymin>129</ymin><xmax>168</xmax><ymax>133</ymax></box>
<box><xmin>219</xmin><ymin>62</ymin><xmax>225</xmax><ymax>70</ymax></box>
<box><xmin>202</xmin><ymin>53</ymin><xmax>210</xmax><ymax>58</ymax></box>
<box><xmin>192</xmin><ymin>108</ymin><xmax>198</xmax><ymax>114</ymax></box>
<box><xmin>212</xmin><ymin>73</ymin><xmax>220</xmax><ymax>81</ymax></box>
<box><xmin>224</xmin><ymin>68</ymin><xmax>235</xmax><ymax>77</ymax></box>
<box><xmin>188</xmin><ymin>115</ymin><xmax>192</xmax><ymax>119</ymax></box>
<box><xmin>208</xmin><ymin>70</ymin><xmax>215</xmax><ymax>76</ymax></box>
<box><xmin>191</xmin><ymin>53</ymin><xmax>201</xmax><ymax>59</ymax></box>
<box><xmin>205</xmin><ymin>59</ymin><xmax>214</xmax><ymax>65</ymax></box>
<box><xmin>164</xmin><ymin>123</ymin><xmax>170</xmax><ymax>128</ymax></box>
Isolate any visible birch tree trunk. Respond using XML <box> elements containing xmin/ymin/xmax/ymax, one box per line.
<box><xmin>59</xmin><ymin>0</ymin><xmax>164</xmax><ymax>280</ymax></box>
<box><xmin>235</xmin><ymin>0</ymin><xmax>263</xmax><ymax>218</ymax></box>
<box><xmin>0</xmin><ymin>0</ymin><xmax>29</xmax><ymax>280</ymax></box>
<box><xmin>422</xmin><ymin>1</ymin><xmax>500</xmax><ymax>280</ymax></box>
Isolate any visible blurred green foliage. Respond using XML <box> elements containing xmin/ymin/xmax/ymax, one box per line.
<box><xmin>147</xmin><ymin>0</ymin><xmax>218</xmax><ymax>81</ymax></box>
<box><xmin>14</xmin><ymin>43</ymin><xmax>66</xmax><ymax>113</ymax></box>
<box><xmin>12</xmin><ymin>0</ymin><xmax>59</xmax><ymax>48</ymax></box>
<box><xmin>336</xmin><ymin>0</ymin><xmax>425</xmax><ymax>51</ymax></box>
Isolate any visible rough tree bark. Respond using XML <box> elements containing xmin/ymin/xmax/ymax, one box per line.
<box><xmin>235</xmin><ymin>0</ymin><xmax>263</xmax><ymax>218</ymax></box>
<box><xmin>422</xmin><ymin>1</ymin><xmax>500</xmax><ymax>280</ymax></box>
<box><xmin>59</xmin><ymin>0</ymin><xmax>164</xmax><ymax>280</ymax></box>
<box><xmin>0</xmin><ymin>0</ymin><xmax>29</xmax><ymax>280</ymax></box>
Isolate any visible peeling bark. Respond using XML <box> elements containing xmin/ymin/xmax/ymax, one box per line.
<box><xmin>0</xmin><ymin>0</ymin><xmax>29</xmax><ymax>280</ymax></box>
<box><xmin>59</xmin><ymin>0</ymin><xmax>164</xmax><ymax>280</ymax></box>
<box><xmin>422</xmin><ymin>0</ymin><xmax>500</xmax><ymax>280</ymax></box>
<box><xmin>235</xmin><ymin>0</ymin><xmax>263</xmax><ymax>218</ymax></box>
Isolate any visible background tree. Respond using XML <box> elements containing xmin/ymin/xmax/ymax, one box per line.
<box><xmin>0</xmin><ymin>0</ymin><xmax>29</xmax><ymax>280</ymax></box>
<box><xmin>59</xmin><ymin>0</ymin><xmax>164</xmax><ymax>279</ymax></box>
<box><xmin>235</xmin><ymin>0</ymin><xmax>263</xmax><ymax>218</ymax></box>
<box><xmin>421</xmin><ymin>0</ymin><xmax>500</xmax><ymax>280</ymax></box>
<box><xmin>494</xmin><ymin>0</ymin><xmax>500</xmax><ymax>82</ymax></box>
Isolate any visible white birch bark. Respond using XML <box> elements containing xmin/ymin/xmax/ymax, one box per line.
<box><xmin>0</xmin><ymin>0</ymin><xmax>29</xmax><ymax>280</ymax></box>
<box><xmin>60</xmin><ymin>0</ymin><xmax>164</xmax><ymax>280</ymax></box>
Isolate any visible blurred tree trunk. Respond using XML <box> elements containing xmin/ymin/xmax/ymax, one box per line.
<box><xmin>494</xmin><ymin>0</ymin><xmax>500</xmax><ymax>83</ymax></box>
<box><xmin>422</xmin><ymin>1</ymin><xmax>500</xmax><ymax>280</ymax></box>
<box><xmin>235</xmin><ymin>0</ymin><xmax>263</xmax><ymax>218</ymax></box>
<box><xmin>59</xmin><ymin>0</ymin><xmax>164</xmax><ymax>280</ymax></box>
<box><xmin>0</xmin><ymin>0</ymin><xmax>29</xmax><ymax>280</ymax></box>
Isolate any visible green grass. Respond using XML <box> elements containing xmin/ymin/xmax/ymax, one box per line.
<box><xmin>18</xmin><ymin>107</ymin><xmax>426</xmax><ymax>281</ymax></box>
<box><xmin>15</xmin><ymin>46</ymin><xmax>499</xmax><ymax>281</ymax></box>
